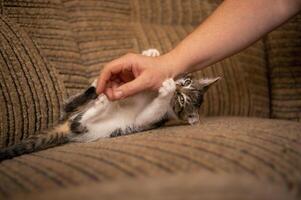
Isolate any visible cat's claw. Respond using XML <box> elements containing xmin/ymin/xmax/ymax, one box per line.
<box><xmin>142</xmin><ymin>49</ymin><xmax>160</xmax><ymax>57</ymax></box>
<box><xmin>159</xmin><ymin>79</ymin><xmax>176</xmax><ymax>97</ymax></box>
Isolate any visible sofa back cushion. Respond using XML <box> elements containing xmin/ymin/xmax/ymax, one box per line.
<box><xmin>63</xmin><ymin>0</ymin><xmax>270</xmax><ymax>118</ymax></box>
<box><xmin>0</xmin><ymin>15</ymin><xmax>66</xmax><ymax>148</ymax></box>
<box><xmin>1</xmin><ymin>0</ymin><xmax>271</xmax><ymax>118</ymax></box>
<box><xmin>266</xmin><ymin>14</ymin><xmax>301</xmax><ymax>122</ymax></box>
<box><xmin>2</xmin><ymin>0</ymin><xmax>87</xmax><ymax>96</ymax></box>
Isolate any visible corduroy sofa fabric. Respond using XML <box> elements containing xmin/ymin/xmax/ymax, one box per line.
<box><xmin>0</xmin><ymin>0</ymin><xmax>301</xmax><ymax>200</ymax></box>
<box><xmin>0</xmin><ymin>15</ymin><xmax>66</xmax><ymax>148</ymax></box>
<box><xmin>11</xmin><ymin>172</ymin><xmax>295</xmax><ymax>200</ymax></box>
<box><xmin>2</xmin><ymin>0</ymin><xmax>86</xmax><ymax>96</ymax></box>
<box><xmin>266</xmin><ymin>14</ymin><xmax>301</xmax><ymax>121</ymax></box>
<box><xmin>0</xmin><ymin>117</ymin><xmax>300</xmax><ymax>199</ymax></box>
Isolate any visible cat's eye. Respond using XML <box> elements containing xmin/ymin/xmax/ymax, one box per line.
<box><xmin>184</xmin><ymin>79</ymin><xmax>191</xmax><ymax>86</ymax></box>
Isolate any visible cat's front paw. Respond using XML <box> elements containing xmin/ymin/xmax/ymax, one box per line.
<box><xmin>142</xmin><ymin>49</ymin><xmax>160</xmax><ymax>57</ymax></box>
<box><xmin>95</xmin><ymin>94</ymin><xmax>109</xmax><ymax>106</ymax></box>
<box><xmin>159</xmin><ymin>79</ymin><xmax>176</xmax><ymax>97</ymax></box>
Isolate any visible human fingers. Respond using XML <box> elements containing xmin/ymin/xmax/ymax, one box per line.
<box><xmin>104</xmin><ymin>80</ymin><xmax>121</xmax><ymax>100</ymax></box>
<box><xmin>96</xmin><ymin>60</ymin><xmax>124</xmax><ymax>94</ymax></box>
<box><xmin>105</xmin><ymin>87</ymin><xmax>114</xmax><ymax>100</ymax></box>
<box><xmin>112</xmin><ymin>74</ymin><xmax>151</xmax><ymax>99</ymax></box>
<box><xmin>96</xmin><ymin>53</ymin><xmax>139</xmax><ymax>94</ymax></box>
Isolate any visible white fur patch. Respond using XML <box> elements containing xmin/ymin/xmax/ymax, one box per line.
<box><xmin>142</xmin><ymin>49</ymin><xmax>160</xmax><ymax>57</ymax></box>
<box><xmin>91</xmin><ymin>79</ymin><xmax>97</xmax><ymax>87</ymax></box>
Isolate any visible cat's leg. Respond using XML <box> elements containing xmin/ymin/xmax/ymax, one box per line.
<box><xmin>61</xmin><ymin>86</ymin><xmax>98</xmax><ymax>121</ymax></box>
<box><xmin>142</xmin><ymin>49</ymin><xmax>160</xmax><ymax>57</ymax></box>
<box><xmin>134</xmin><ymin>79</ymin><xmax>176</xmax><ymax>127</ymax></box>
<box><xmin>64</xmin><ymin>79</ymin><xmax>97</xmax><ymax>114</ymax></box>
<box><xmin>69</xmin><ymin>113</ymin><xmax>88</xmax><ymax>134</ymax></box>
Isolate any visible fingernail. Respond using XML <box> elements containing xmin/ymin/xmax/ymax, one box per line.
<box><xmin>114</xmin><ymin>90</ymin><xmax>123</xmax><ymax>99</ymax></box>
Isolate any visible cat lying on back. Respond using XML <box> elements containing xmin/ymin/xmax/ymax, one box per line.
<box><xmin>0</xmin><ymin>49</ymin><xmax>220</xmax><ymax>161</ymax></box>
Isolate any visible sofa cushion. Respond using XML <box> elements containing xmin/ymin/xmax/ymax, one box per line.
<box><xmin>0</xmin><ymin>15</ymin><xmax>66</xmax><ymax>148</ymax></box>
<box><xmin>266</xmin><ymin>14</ymin><xmax>301</xmax><ymax>122</ymax></box>
<box><xmin>0</xmin><ymin>117</ymin><xmax>300</xmax><ymax>198</ymax></box>
<box><xmin>12</xmin><ymin>172</ymin><xmax>294</xmax><ymax>200</ymax></box>
<box><xmin>62</xmin><ymin>0</ymin><xmax>270</xmax><ymax>117</ymax></box>
<box><xmin>2</xmin><ymin>0</ymin><xmax>87</xmax><ymax>96</ymax></box>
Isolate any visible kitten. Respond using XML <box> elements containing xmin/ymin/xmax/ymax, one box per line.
<box><xmin>0</xmin><ymin>49</ymin><xmax>219</xmax><ymax>161</ymax></box>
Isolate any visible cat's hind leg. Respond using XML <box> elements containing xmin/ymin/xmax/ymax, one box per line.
<box><xmin>61</xmin><ymin>86</ymin><xmax>98</xmax><ymax>120</ymax></box>
<box><xmin>70</xmin><ymin>114</ymin><xmax>88</xmax><ymax>134</ymax></box>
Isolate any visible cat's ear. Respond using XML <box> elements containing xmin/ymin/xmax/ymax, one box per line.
<box><xmin>187</xmin><ymin>111</ymin><xmax>200</xmax><ymax>125</ymax></box>
<box><xmin>199</xmin><ymin>77</ymin><xmax>221</xmax><ymax>91</ymax></box>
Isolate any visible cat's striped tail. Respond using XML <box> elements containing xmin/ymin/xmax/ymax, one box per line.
<box><xmin>0</xmin><ymin>131</ymin><xmax>69</xmax><ymax>161</ymax></box>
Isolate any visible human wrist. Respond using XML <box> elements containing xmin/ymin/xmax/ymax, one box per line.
<box><xmin>159</xmin><ymin>50</ymin><xmax>189</xmax><ymax>78</ymax></box>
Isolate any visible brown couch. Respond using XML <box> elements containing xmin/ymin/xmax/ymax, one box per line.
<box><xmin>0</xmin><ymin>1</ymin><xmax>300</xmax><ymax>199</ymax></box>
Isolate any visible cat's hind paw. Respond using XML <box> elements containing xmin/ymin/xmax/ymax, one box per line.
<box><xmin>70</xmin><ymin>116</ymin><xmax>89</xmax><ymax>135</ymax></box>
<box><xmin>159</xmin><ymin>79</ymin><xmax>176</xmax><ymax>97</ymax></box>
<box><xmin>142</xmin><ymin>49</ymin><xmax>160</xmax><ymax>57</ymax></box>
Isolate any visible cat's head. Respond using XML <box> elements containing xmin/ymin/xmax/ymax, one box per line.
<box><xmin>171</xmin><ymin>75</ymin><xmax>220</xmax><ymax>124</ymax></box>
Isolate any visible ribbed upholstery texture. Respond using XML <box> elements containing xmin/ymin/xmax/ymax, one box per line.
<box><xmin>12</xmin><ymin>172</ymin><xmax>295</xmax><ymax>200</ymax></box>
<box><xmin>0</xmin><ymin>15</ymin><xmax>66</xmax><ymax>148</ymax></box>
<box><xmin>0</xmin><ymin>1</ymin><xmax>300</xmax><ymax>200</ymax></box>
<box><xmin>2</xmin><ymin>0</ymin><xmax>271</xmax><ymax>117</ymax></box>
<box><xmin>2</xmin><ymin>0</ymin><xmax>86</xmax><ymax>96</ymax></box>
<box><xmin>0</xmin><ymin>117</ymin><xmax>300</xmax><ymax>199</ymax></box>
<box><xmin>266</xmin><ymin>14</ymin><xmax>301</xmax><ymax>121</ymax></box>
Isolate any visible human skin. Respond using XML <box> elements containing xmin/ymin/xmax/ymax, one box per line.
<box><xmin>97</xmin><ymin>0</ymin><xmax>301</xmax><ymax>100</ymax></box>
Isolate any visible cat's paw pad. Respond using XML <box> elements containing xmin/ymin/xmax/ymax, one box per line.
<box><xmin>142</xmin><ymin>49</ymin><xmax>160</xmax><ymax>57</ymax></box>
<box><xmin>159</xmin><ymin>79</ymin><xmax>176</xmax><ymax>97</ymax></box>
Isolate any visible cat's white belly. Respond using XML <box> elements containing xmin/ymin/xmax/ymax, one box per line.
<box><xmin>71</xmin><ymin>105</ymin><xmax>143</xmax><ymax>142</ymax></box>
<box><xmin>91</xmin><ymin>113</ymin><xmax>137</xmax><ymax>137</ymax></box>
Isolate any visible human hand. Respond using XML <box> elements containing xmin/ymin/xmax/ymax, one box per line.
<box><xmin>96</xmin><ymin>52</ymin><xmax>179</xmax><ymax>100</ymax></box>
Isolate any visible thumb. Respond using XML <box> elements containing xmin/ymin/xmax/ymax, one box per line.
<box><xmin>113</xmin><ymin>75</ymin><xmax>149</xmax><ymax>99</ymax></box>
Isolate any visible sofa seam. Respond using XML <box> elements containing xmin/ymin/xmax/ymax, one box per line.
<box><xmin>263</xmin><ymin>36</ymin><xmax>272</xmax><ymax>119</ymax></box>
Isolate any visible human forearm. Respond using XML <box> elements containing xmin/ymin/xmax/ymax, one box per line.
<box><xmin>163</xmin><ymin>0</ymin><xmax>301</xmax><ymax>77</ymax></box>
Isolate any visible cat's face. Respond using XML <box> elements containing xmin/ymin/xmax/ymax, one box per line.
<box><xmin>171</xmin><ymin>75</ymin><xmax>220</xmax><ymax>124</ymax></box>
